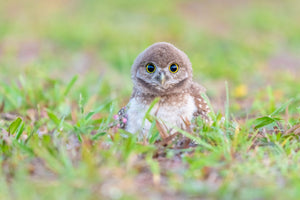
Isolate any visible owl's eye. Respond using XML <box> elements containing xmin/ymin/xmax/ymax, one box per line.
<box><xmin>169</xmin><ymin>63</ymin><xmax>179</xmax><ymax>73</ymax></box>
<box><xmin>146</xmin><ymin>63</ymin><xmax>156</xmax><ymax>73</ymax></box>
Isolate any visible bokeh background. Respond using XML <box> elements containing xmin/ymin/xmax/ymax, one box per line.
<box><xmin>1</xmin><ymin>1</ymin><xmax>300</xmax><ymax>199</ymax></box>
<box><xmin>1</xmin><ymin>0</ymin><xmax>299</xmax><ymax>116</ymax></box>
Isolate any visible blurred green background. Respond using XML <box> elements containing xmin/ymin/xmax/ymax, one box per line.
<box><xmin>1</xmin><ymin>0</ymin><xmax>299</xmax><ymax>115</ymax></box>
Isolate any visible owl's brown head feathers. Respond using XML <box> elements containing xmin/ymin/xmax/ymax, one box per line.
<box><xmin>131</xmin><ymin>42</ymin><xmax>193</xmax><ymax>96</ymax></box>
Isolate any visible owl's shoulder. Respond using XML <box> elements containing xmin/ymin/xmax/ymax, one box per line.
<box><xmin>189</xmin><ymin>82</ymin><xmax>206</xmax><ymax>95</ymax></box>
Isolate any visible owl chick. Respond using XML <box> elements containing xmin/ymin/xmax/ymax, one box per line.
<box><xmin>115</xmin><ymin>42</ymin><xmax>210</xmax><ymax>138</ymax></box>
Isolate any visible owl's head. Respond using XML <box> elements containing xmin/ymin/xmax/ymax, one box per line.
<box><xmin>131</xmin><ymin>42</ymin><xmax>193</xmax><ymax>96</ymax></box>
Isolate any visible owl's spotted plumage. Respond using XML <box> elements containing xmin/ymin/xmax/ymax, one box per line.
<box><xmin>116</xmin><ymin>42</ymin><xmax>210</xmax><ymax>138</ymax></box>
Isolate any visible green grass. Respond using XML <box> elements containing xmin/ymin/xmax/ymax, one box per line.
<box><xmin>1</xmin><ymin>0</ymin><xmax>300</xmax><ymax>199</ymax></box>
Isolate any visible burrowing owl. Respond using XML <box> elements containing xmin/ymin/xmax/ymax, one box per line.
<box><xmin>114</xmin><ymin>42</ymin><xmax>210</xmax><ymax>138</ymax></box>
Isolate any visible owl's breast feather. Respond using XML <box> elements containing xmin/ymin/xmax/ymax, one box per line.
<box><xmin>125</xmin><ymin>94</ymin><xmax>197</xmax><ymax>138</ymax></box>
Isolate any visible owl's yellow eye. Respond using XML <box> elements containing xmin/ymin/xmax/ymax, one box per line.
<box><xmin>169</xmin><ymin>63</ymin><xmax>179</xmax><ymax>73</ymax></box>
<box><xmin>146</xmin><ymin>63</ymin><xmax>156</xmax><ymax>73</ymax></box>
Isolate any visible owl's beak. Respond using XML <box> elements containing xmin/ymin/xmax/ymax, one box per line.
<box><xmin>159</xmin><ymin>73</ymin><xmax>166</xmax><ymax>86</ymax></box>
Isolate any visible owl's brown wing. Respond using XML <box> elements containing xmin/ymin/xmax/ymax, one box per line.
<box><xmin>189</xmin><ymin>82</ymin><xmax>211</xmax><ymax>123</ymax></box>
<box><xmin>110</xmin><ymin>106</ymin><xmax>128</xmax><ymax>130</ymax></box>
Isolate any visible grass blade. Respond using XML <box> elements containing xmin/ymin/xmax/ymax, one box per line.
<box><xmin>8</xmin><ymin>117</ymin><xmax>22</xmax><ymax>135</ymax></box>
<box><xmin>63</xmin><ymin>75</ymin><xmax>78</xmax><ymax>96</ymax></box>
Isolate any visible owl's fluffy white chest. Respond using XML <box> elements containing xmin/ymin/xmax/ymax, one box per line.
<box><xmin>125</xmin><ymin>94</ymin><xmax>197</xmax><ymax>137</ymax></box>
